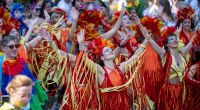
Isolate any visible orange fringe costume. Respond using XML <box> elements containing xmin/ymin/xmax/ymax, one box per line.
<box><xmin>183</xmin><ymin>61</ymin><xmax>200</xmax><ymax>110</ymax></box>
<box><xmin>133</xmin><ymin>16</ymin><xmax>164</xmax><ymax>109</ymax></box>
<box><xmin>100</xmin><ymin>66</ymin><xmax>130</xmax><ymax>110</ymax></box>
<box><xmin>60</xmin><ymin>37</ymin><xmax>143</xmax><ymax>109</ymax></box>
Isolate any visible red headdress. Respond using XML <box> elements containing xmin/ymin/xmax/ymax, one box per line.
<box><xmin>1</xmin><ymin>18</ymin><xmax>20</xmax><ymax>36</ymax></box>
<box><xmin>157</xmin><ymin>26</ymin><xmax>176</xmax><ymax>47</ymax></box>
<box><xmin>177</xmin><ymin>6</ymin><xmax>194</xmax><ymax>20</ymax></box>
<box><xmin>51</xmin><ymin>7</ymin><xmax>67</xmax><ymax>21</ymax></box>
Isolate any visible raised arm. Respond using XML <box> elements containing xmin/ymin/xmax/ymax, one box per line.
<box><xmin>148</xmin><ymin>37</ymin><xmax>166</xmax><ymax>59</ymax></box>
<box><xmin>119</xmin><ymin>38</ymin><xmax>148</xmax><ymax>72</ymax></box>
<box><xmin>181</xmin><ymin>35</ymin><xmax>195</xmax><ymax>54</ymax></box>
<box><xmin>100</xmin><ymin>4</ymin><xmax>125</xmax><ymax>40</ymax></box>
<box><xmin>24</xmin><ymin>28</ymin><xmax>48</xmax><ymax>53</ymax></box>
<box><xmin>24</xmin><ymin>18</ymin><xmax>39</xmax><ymax>42</ymax></box>
<box><xmin>113</xmin><ymin>31</ymin><xmax>130</xmax><ymax>56</ymax></box>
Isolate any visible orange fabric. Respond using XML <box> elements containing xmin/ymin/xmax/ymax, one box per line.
<box><xmin>139</xmin><ymin>44</ymin><xmax>163</xmax><ymax>102</ymax></box>
<box><xmin>18</xmin><ymin>45</ymin><xmax>29</xmax><ymax>62</ymax></box>
<box><xmin>157</xmin><ymin>83</ymin><xmax>183</xmax><ymax>110</ymax></box>
<box><xmin>100</xmin><ymin>67</ymin><xmax>130</xmax><ymax>110</ymax></box>
<box><xmin>103</xmin><ymin>68</ymin><xmax>122</xmax><ymax>86</ymax></box>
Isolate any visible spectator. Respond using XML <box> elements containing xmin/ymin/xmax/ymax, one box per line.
<box><xmin>0</xmin><ymin>75</ymin><xmax>33</xmax><ymax>110</ymax></box>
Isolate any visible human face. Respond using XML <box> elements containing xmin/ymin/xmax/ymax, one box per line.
<box><xmin>9</xmin><ymin>28</ymin><xmax>19</xmax><ymax>37</ymax></box>
<box><xmin>183</xmin><ymin>19</ymin><xmax>191</xmax><ymax>31</ymax></box>
<box><xmin>33</xmin><ymin>5</ymin><xmax>41</xmax><ymax>16</ymax></box>
<box><xmin>101</xmin><ymin>47</ymin><xmax>115</xmax><ymax>60</ymax></box>
<box><xmin>14</xmin><ymin>10</ymin><xmax>22</xmax><ymax>20</ymax></box>
<box><xmin>167</xmin><ymin>35</ymin><xmax>178</xmax><ymax>48</ymax></box>
<box><xmin>122</xmin><ymin>15</ymin><xmax>131</xmax><ymax>27</ymax></box>
<box><xmin>3</xmin><ymin>40</ymin><xmax>19</xmax><ymax>60</ymax></box>
<box><xmin>10</xmin><ymin>85</ymin><xmax>32</xmax><ymax>108</ymax></box>
<box><xmin>51</xmin><ymin>12</ymin><xmax>62</xmax><ymax>24</ymax></box>
<box><xmin>45</xmin><ymin>2</ymin><xmax>51</xmax><ymax>13</ymax></box>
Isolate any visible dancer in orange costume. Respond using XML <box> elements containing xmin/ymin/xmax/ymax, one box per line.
<box><xmin>131</xmin><ymin>14</ymin><xmax>164</xmax><ymax>109</ymax></box>
<box><xmin>147</xmin><ymin>26</ymin><xmax>195</xmax><ymax>110</ymax></box>
<box><xmin>60</xmin><ymin>25</ymin><xmax>149</xmax><ymax>109</ymax></box>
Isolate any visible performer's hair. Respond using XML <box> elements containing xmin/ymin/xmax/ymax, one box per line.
<box><xmin>1</xmin><ymin>35</ymin><xmax>20</xmax><ymax>48</ymax></box>
<box><xmin>39</xmin><ymin>0</ymin><xmax>54</xmax><ymax>18</ymax></box>
<box><xmin>159</xmin><ymin>0</ymin><xmax>174</xmax><ymax>20</ymax></box>
<box><xmin>6</xmin><ymin>75</ymin><xmax>33</xmax><ymax>94</ymax></box>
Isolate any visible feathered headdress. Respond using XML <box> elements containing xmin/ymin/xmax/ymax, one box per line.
<box><xmin>177</xmin><ymin>5</ymin><xmax>194</xmax><ymax>20</ymax></box>
<box><xmin>87</xmin><ymin>37</ymin><xmax>114</xmax><ymax>59</ymax></box>
<box><xmin>134</xmin><ymin>16</ymin><xmax>163</xmax><ymax>40</ymax></box>
<box><xmin>157</xmin><ymin>26</ymin><xmax>176</xmax><ymax>47</ymax></box>
<box><xmin>76</xmin><ymin>9</ymin><xmax>105</xmax><ymax>41</ymax></box>
<box><xmin>1</xmin><ymin>18</ymin><xmax>20</xmax><ymax>36</ymax></box>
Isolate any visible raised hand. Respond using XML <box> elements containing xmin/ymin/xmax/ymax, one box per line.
<box><xmin>71</xmin><ymin>7</ymin><xmax>79</xmax><ymax>20</ymax></box>
<box><xmin>175</xmin><ymin>23</ymin><xmax>182</xmax><ymax>35</ymax></box>
<box><xmin>132</xmin><ymin>14</ymin><xmax>141</xmax><ymax>25</ymax></box>
<box><xmin>38</xmin><ymin>28</ymin><xmax>52</xmax><ymax>41</ymax></box>
<box><xmin>77</xmin><ymin>29</ymin><xmax>85</xmax><ymax>44</ymax></box>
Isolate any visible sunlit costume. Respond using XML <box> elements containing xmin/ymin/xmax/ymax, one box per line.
<box><xmin>60</xmin><ymin>37</ymin><xmax>143</xmax><ymax>110</ymax></box>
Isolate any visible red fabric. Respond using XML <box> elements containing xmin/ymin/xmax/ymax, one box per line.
<box><xmin>157</xmin><ymin>83</ymin><xmax>184</xmax><ymax>110</ymax></box>
<box><xmin>100</xmin><ymin>66</ymin><xmax>130</xmax><ymax>110</ymax></box>
<box><xmin>2</xmin><ymin>58</ymin><xmax>25</xmax><ymax>76</ymax></box>
<box><xmin>179</xmin><ymin>30</ymin><xmax>191</xmax><ymax>45</ymax></box>
<box><xmin>183</xmin><ymin>62</ymin><xmax>200</xmax><ymax>110</ymax></box>
<box><xmin>157</xmin><ymin>52</ymin><xmax>184</xmax><ymax>110</ymax></box>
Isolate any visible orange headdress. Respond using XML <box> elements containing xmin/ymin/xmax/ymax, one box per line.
<box><xmin>177</xmin><ymin>6</ymin><xmax>194</xmax><ymax>20</ymax></box>
<box><xmin>141</xmin><ymin>16</ymin><xmax>163</xmax><ymax>36</ymax></box>
<box><xmin>134</xmin><ymin>16</ymin><xmax>163</xmax><ymax>40</ymax></box>
<box><xmin>87</xmin><ymin>37</ymin><xmax>114</xmax><ymax>58</ymax></box>
<box><xmin>77</xmin><ymin>10</ymin><xmax>105</xmax><ymax>41</ymax></box>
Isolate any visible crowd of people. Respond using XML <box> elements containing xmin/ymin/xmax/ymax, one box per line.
<box><xmin>0</xmin><ymin>0</ymin><xmax>200</xmax><ymax>110</ymax></box>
